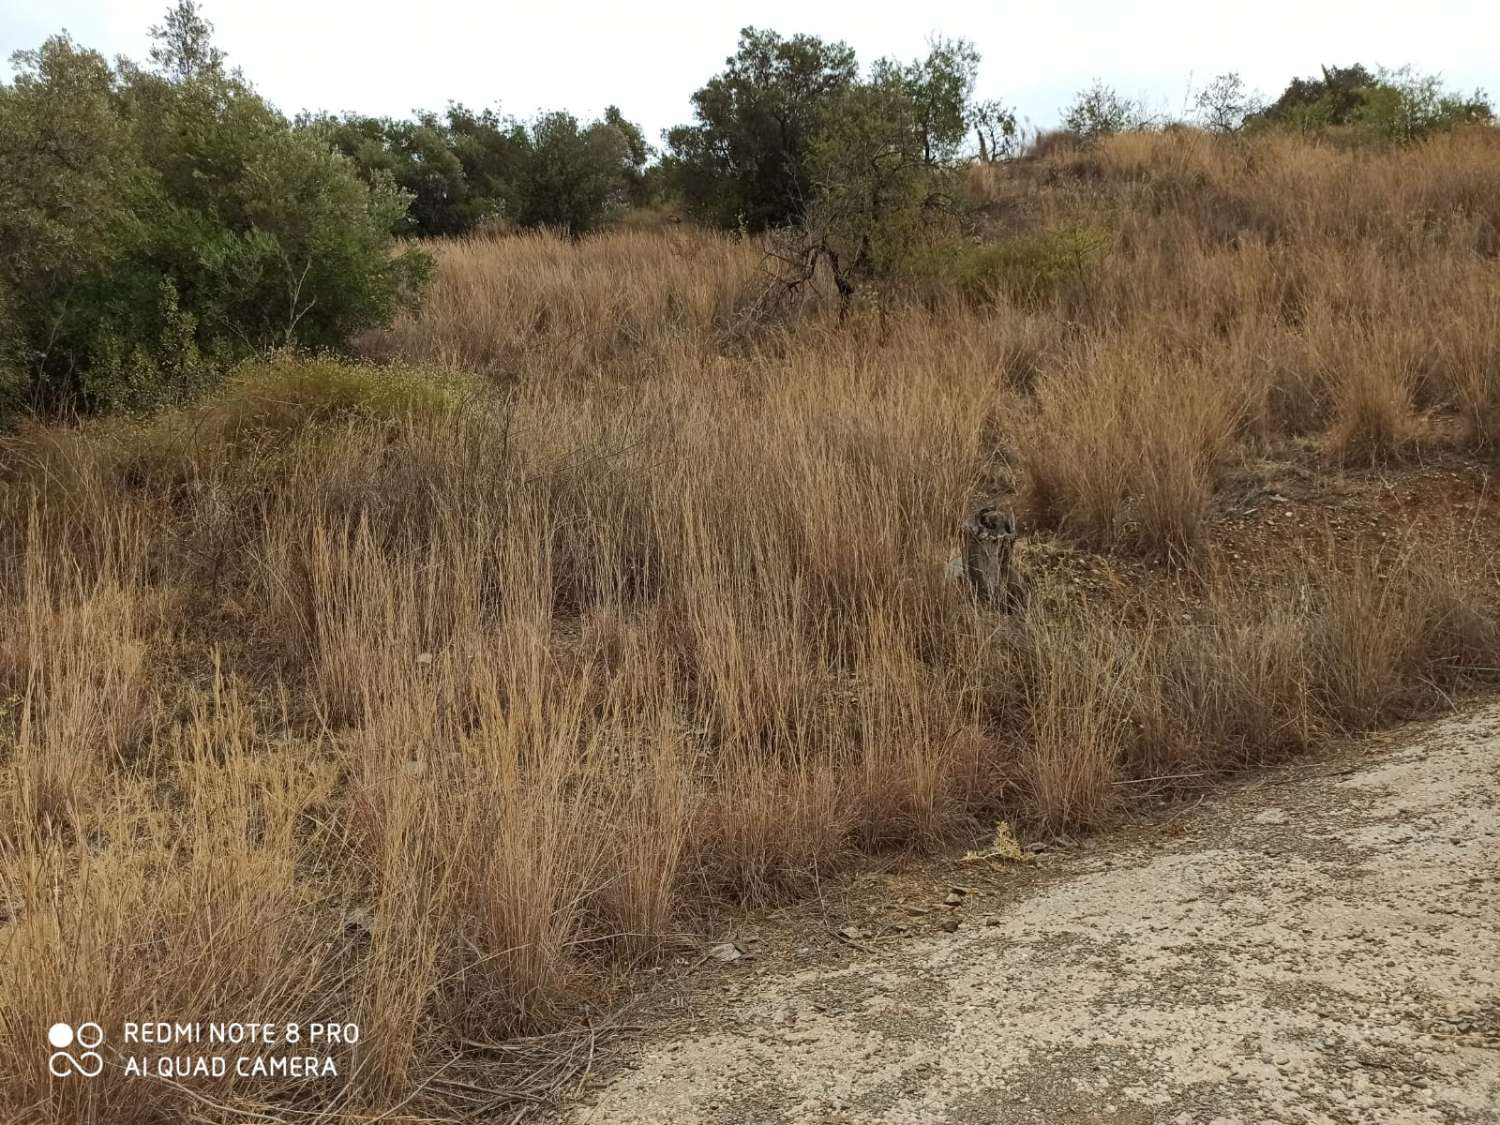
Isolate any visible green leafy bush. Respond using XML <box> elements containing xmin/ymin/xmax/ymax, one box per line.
<box><xmin>181</xmin><ymin>354</ymin><xmax>481</xmax><ymax>446</ymax></box>
<box><xmin>1249</xmin><ymin>64</ymin><xmax>1492</xmax><ymax>141</ymax></box>
<box><xmin>923</xmin><ymin>225</ymin><xmax>1111</xmax><ymax>307</ymax></box>
<box><xmin>1063</xmin><ymin>81</ymin><xmax>1142</xmax><ymax>141</ymax></box>
<box><xmin>0</xmin><ymin>3</ymin><xmax>429</xmax><ymax>418</ymax></box>
<box><xmin>1354</xmin><ymin>68</ymin><xmax>1493</xmax><ymax>141</ymax></box>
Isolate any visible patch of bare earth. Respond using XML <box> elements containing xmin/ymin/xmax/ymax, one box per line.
<box><xmin>560</xmin><ymin>704</ymin><xmax>1500</xmax><ymax>1124</ymax></box>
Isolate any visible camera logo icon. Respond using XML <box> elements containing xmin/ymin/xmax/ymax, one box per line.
<box><xmin>47</xmin><ymin>1022</ymin><xmax>105</xmax><ymax>1078</ymax></box>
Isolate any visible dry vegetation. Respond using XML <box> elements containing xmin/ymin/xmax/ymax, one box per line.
<box><xmin>3</xmin><ymin>127</ymin><xmax>1500</xmax><ymax>1123</ymax></box>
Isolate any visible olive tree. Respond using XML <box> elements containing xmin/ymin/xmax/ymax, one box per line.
<box><xmin>1063</xmin><ymin>80</ymin><xmax>1140</xmax><ymax>140</ymax></box>
<box><xmin>665</xmin><ymin>28</ymin><xmax>859</xmax><ymax>229</ymax></box>
<box><xmin>1194</xmin><ymin>72</ymin><xmax>1262</xmax><ymax>134</ymax></box>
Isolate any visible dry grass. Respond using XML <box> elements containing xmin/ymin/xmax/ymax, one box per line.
<box><xmin>4</xmin><ymin>128</ymin><xmax>1500</xmax><ymax>1123</ymax></box>
<box><xmin>359</xmin><ymin>227</ymin><xmax>769</xmax><ymax>381</ymax></box>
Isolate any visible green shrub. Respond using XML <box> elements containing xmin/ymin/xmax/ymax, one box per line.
<box><xmin>1062</xmin><ymin>81</ymin><xmax>1142</xmax><ymax>141</ymax></box>
<box><xmin>1353</xmin><ymin>68</ymin><xmax>1493</xmax><ymax>141</ymax></box>
<box><xmin>1249</xmin><ymin>63</ymin><xmax>1492</xmax><ymax>141</ymax></box>
<box><xmin>0</xmin><ymin>3</ymin><xmax>429</xmax><ymax>419</ymax></box>
<box><xmin>927</xmin><ymin>225</ymin><xmax>1110</xmax><ymax>307</ymax></box>
<box><xmin>125</xmin><ymin>353</ymin><xmax>483</xmax><ymax>461</ymax></box>
<box><xmin>83</xmin><ymin>278</ymin><xmax>214</xmax><ymax>413</ymax></box>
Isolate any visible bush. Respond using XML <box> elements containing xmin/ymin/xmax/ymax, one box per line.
<box><xmin>933</xmin><ymin>225</ymin><xmax>1110</xmax><ymax>307</ymax></box>
<box><xmin>1194</xmin><ymin>72</ymin><xmax>1263</xmax><ymax>134</ymax></box>
<box><xmin>175</xmin><ymin>354</ymin><xmax>481</xmax><ymax>447</ymax></box>
<box><xmin>1249</xmin><ymin>63</ymin><xmax>1492</xmax><ymax>140</ymax></box>
<box><xmin>1354</xmin><ymin>67</ymin><xmax>1494</xmax><ymax>141</ymax></box>
<box><xmin>1254</xmin><ymin>63</ymin><xmax>1375</xmax><ymax>131</ymax></box>
<box><xmin>1062</xmin><ymin>80</ymin><xmax>1142</xmax><ymax>140</ymax></box>
<box><xmin>0</xmin><ymin>3</ymin><xmax>429</xmax><ymax>418</ymax></box>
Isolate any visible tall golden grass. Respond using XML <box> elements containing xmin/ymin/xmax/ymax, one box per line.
<box><xmin>3</xmin><ymin>127</ymin><xmax>1500</xmax><ymax>1122</ymax></box>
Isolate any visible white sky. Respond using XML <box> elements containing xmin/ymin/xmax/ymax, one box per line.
<box><xmin>3</xmin><ymin>1</ymin><xmax>1498</xmax><ymax>146</ymax></box>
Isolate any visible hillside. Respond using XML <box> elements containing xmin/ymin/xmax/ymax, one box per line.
<box><xmin>3</xmin><ymin>128</ymin><xmax>1500</xmax><ymax>1122</ymax></box>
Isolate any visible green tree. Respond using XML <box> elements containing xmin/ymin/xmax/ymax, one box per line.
<box><xmin>0</xmin><ymin>2</ymin><xmax>428</xmax><ymax>415</ymax></box>
<box><xmin>665</xmin><ymin>27</ymin><xmax>859</xmax><ymax>229</ymax></box>
<box><xmin>1249</xmin><ymin>64</ymin><xmax>1492</xmax><ymax>139</ymax></box>
<box><xmin>748</xmin><ymin>37</ymin><xmax>987</xmax><ymax>312</ymax></box>
<box><xmin>805</xmin><ymin>76</ymin><xmax>934</xmax><ymax>290</ymax></box>
<box><xmin>444</xmin><ymin>103</ymin><xmax>527</xmax><ymax>227</ymax></box>
<box><xmin>390</xmin><ymin>115</ymin><xmax>471</xmax><ymax>235</ymax></box>
<box><xmin>1194</xmin><ymin>72</ymin><xmax>1262</xmax><ymax>134</ymax></box>
<box><xmin>0</xmin><ymin>34</ymin><xmax>157</xmax><ymax>410</ymax></box>
<box><xmin>603</xmin><ymin>104</ymin><xmax>654</xmax><ymax>206</ymax></box>
<box><xmin>148</xmin><ymin>0</ymin><xmax>226</xmax><ymax>81</ymax></box>
<box><xmin>807</xmin><ymin>41</ymin><xmax>981</xmax><ymax>283</ymax></box>
<box><xmin>970</xmin><ymin>97</ymin><xmax>1019</xmax><ymax>161</ymax></box>
<box><xmin>312</xmin><ymin>113</ymin><xmax>470</xmax><ymax>235</ymax></box>
<box><xmin>1062</xmin><ymin>80</ymin><xmax>1140</xmax><ymax>140</ymax></box>
<box><xmin>882</xmin><ymin>36</ymin><xmax>979</xmax><ymax>164</ymax></box>
<box><xmin>514</xmin><ymin>110</ymin><xmax>645</xmax><ymax>233</ymax></box>
<box><xmin>312</xmin><ymin>101</ymin><xmax>644</xmax><ymax>236</ymax></box>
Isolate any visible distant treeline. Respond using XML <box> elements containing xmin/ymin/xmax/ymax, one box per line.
<box><xmin>302</xmin><ymin>105</ymin><xmax>653</xmax><ymax>238</ymax></box>
<box><xmin>319</xmin><ymin>40</ymin><xmax>1493</xmax><ymax>240</ymax></box>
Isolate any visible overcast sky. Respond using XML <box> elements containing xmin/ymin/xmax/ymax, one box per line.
<box><xmin>4</xmin><ymin>1</ymin><xmax>1498</xmax><ymax>144</ymax></box>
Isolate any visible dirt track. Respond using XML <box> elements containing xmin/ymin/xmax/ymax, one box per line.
<box><xmin>565</xmin><ymin>706</ymin><xmax>1500</xmax><ymax>1124</ymax></box>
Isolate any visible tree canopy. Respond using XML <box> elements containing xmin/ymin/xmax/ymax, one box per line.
<box><xmin>0</xmin><ymin>3</ymin><xmax>426</xmax><ymax>414</ymax></box>
<box><xmin>311</xmin><ymin>101</ymin><xmax>650</xmax><ymax>238</ymax></box>
<box><xmin>1249</xmin><ymin>64</ymin><xmax>1492</xmax><ymax>138</ymax></box>
<box><xmin>664</xmin><ymin>28</ymin><xmax>1000</xmax><ymax>238</ymax></box>
<box><xmin>664</xmin><ymin>28</ymin><xmax>861</xmax><ymax>230</ymax></box>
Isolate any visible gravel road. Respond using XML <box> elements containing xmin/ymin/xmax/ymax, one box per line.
<box><xmin>565</xmin><ymin>705</ymin><xmax>1500</xmax><ymax>1124</ymax></box>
